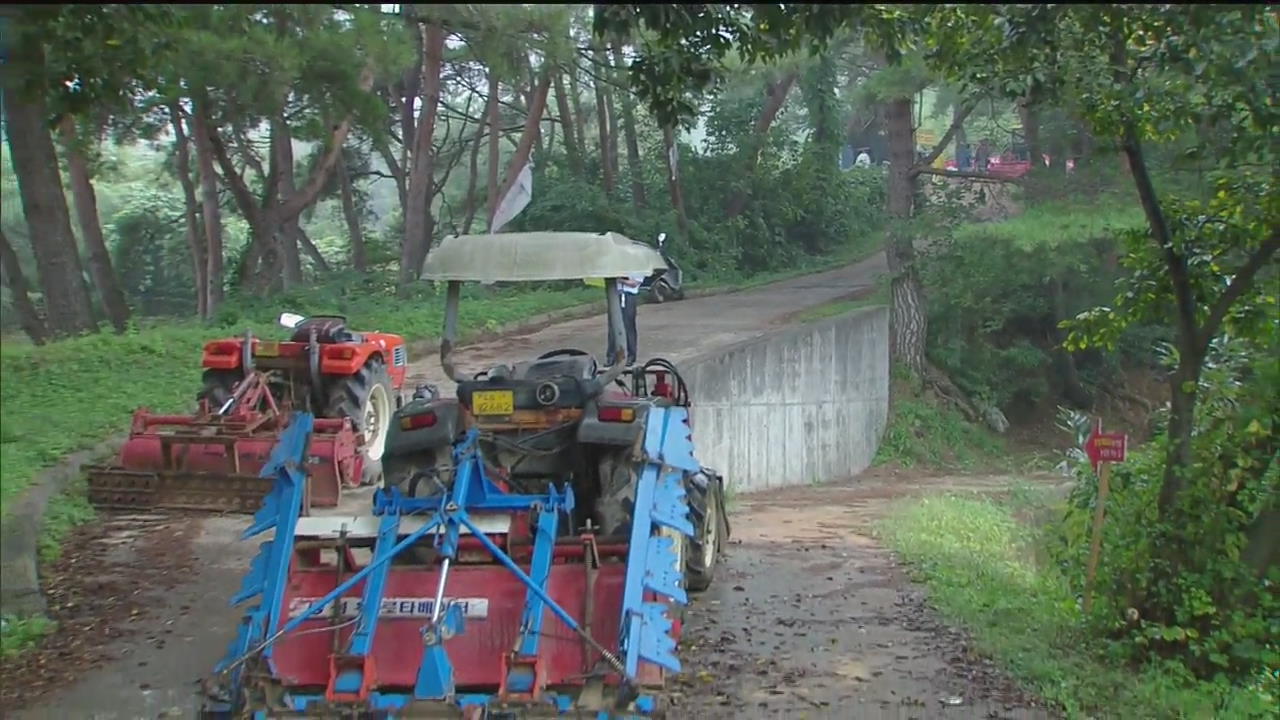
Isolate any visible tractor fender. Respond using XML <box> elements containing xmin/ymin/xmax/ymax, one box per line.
<box><xmin>318</xmin><ymin>344</ymin><xmax>385</xmax><ymax>378</ymax></box>
<box><xmin>382</xmin><ymin>398</ymin><xmax>459</xmax><ymax>486</ymax></box>
<box><xmin>361</xmin><ymin>331</ymin><xmax>409</xmax><ymax>389</ymax></box>
<box><xmin>576</xmin><ymin>397</ymin><xmax>650</xmax><ymax>447</ymax></box>
<box><xmin>385</xmin><ymin>398</ymin><xmax>459</xmax><ymax>455</ymax></box>
<box><xmin>200</xmin><ymin>338</ymin><xmax>247</xmax><ymax>371</ymax></box>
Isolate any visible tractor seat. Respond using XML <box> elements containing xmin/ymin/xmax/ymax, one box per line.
<box><xmin>512</xmin><ymin>354</ymin><xmax>598</xmax><ymax>382</ymax></box>
<box><xmin>289</xmin><ymin>317</ymin><xmax>362</xmax><ymax>344</ymax></box>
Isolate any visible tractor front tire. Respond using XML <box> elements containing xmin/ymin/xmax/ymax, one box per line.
<box><xmin>326</xmin><ymin>358</ymin><xmax>394</xmax><ymax>464</ymax></box>
<box><xmin>198</xmin><ymin>369</ymin><xmax>242</xmax><ymax>409</ymax></box>
<box><xmin>684</xmin><ymin>473</ymin><xmax>728</xmax><ymax>593</ymax></box>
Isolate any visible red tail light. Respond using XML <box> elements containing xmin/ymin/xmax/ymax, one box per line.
<box><xmin>326</xmin><ymin>346</ymin><xmax>356</xmax><ymax>360</ymax></box>
<box><xmin>400</xmin><ymin>412</ymin><xmax>437</xmax><ymax>431</ymax></box>
<box><xmin>597</xmin><ymin>406</ymin><xmax>635</xmax><ymax>423</ymax></box>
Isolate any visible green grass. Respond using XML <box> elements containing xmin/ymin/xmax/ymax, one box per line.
<box><xmin>793</xmin><ymin>277</ymin><xmax>891</xmax><ymax>324</ymax></box>
<box><xmin>37</xmin><ymin>483</ymin><xmax>97</xmax><ymax>564</ymax></box>
<box><xmin>0</xmin><ymin>614</ymin><xmax>56</xmax><ymax>659</ymax></box>
<box><xmin>874</xmin><ymin>367</ymin><xmax>1008</xmax><ymax>470</ymax></box>
<box><xmin>951</xmin><ymin>199</ymin><xmax>1145</xmax><ymax>249</ymax></box>
<box><xmin>878</xmin><ymin>494</ymin><xmax>1277</xmax><ymax>719</ymax></box>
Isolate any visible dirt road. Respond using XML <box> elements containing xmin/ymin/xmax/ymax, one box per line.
<box><xmin>4</xmin><ymin>255</ymin><xmax>1053</xmax><ymax>719</ymax></box>
<box><xmin>673</xmin><ymin>469</ymin><xmax>1063</xmax><ymax>720</ymax></box>
<box><xmin>405</xmin><ymin>258</ymin><xmax>886</xmax><ymax>390</ymax></box>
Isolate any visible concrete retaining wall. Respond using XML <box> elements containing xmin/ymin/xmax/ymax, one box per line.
<box><xmin>684</xmin><ymin>306</ymin><xmax>890</xmax><ymax>493</ymax></box>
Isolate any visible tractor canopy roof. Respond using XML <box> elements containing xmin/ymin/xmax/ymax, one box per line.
<box><xmin>421</xmin><ymin>231</ymin><xmax>666</xmax><ymax>283</ymax></box>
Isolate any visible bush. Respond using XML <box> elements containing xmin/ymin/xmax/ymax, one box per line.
<box><xmin>1050</xmin><ymin>337</ymin><xmax>1279</xmax><ymax>687</ymax></box>
<box><xmin>921</xmin><ymin>201</ymin><xmax>1148</xmax><ymax>412</ymax></box>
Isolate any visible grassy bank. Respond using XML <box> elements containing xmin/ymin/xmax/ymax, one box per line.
<box><xmin>873</xmin><ymin>366</ymin><xmax>1010</xmax><ymax>471</ymax></box>
<box><xmin>878</xmin><ymin>494</ymin><xmax>1276</xmax><ymax>719</ymax></box>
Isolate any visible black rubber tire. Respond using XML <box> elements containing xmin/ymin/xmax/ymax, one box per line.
<box><xmin>671</xmin><ymin>286</ymin><xmax>685</xmax><ymax>301</ymax></box>
<box><xmin>684</xmin><ymin>474</ymin><xmax>727</xmax><ymax>593</ymax></box>
<box><xmin>324</xmin><ymin>358</ymin><xmax>394</xmax><ymax>463</ymax></box>
<box><xmin>198</xmin><ymin>369</ymin><xmax>242</xmax><ymax>408</ymax></box>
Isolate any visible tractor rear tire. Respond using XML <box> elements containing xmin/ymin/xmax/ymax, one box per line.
<box><xmin>325</xmin><ymin>358</ymin><xmax>394</xmax><ymax>464</ymax></box>
<box><xmin>684</xmin><ymin>474</ymin><xmax>727</xmax><ymax>593</ymax></box>
<box><xmin>198</xmin><ymin>369</ymin><xmax>242</xmax><ymax>409</ymax></box>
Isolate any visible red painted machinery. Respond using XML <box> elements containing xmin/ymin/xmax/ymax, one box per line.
<box><xmin>86</xmin><ymin>313</ymin><xmax>409</xmax><ymax>514</ymax></box>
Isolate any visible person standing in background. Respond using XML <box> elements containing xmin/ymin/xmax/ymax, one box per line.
<box><xmin>607</xmin><ymin>273</ymin><xmax>646</xmax><ymax>366</ymax></box>
<box><xmin>975</xmin><ymin>138</ymin><xmax>991</xmax><ymax>173</ymax></box>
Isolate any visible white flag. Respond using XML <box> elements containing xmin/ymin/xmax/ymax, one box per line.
<box><xmin>489</xmin><ymin>159</ymin><xmax>533</xmax><ymax>233</ymax></box>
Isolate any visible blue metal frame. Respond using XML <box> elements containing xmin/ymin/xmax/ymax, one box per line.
<box><xmin>206</xmin><ymin>412</ymin><xmax>313</xmax><ymax>714</ymax></box>
<box><xmin>208</xmin><ymin>404</ymin><xmax>702</xmax><ymax>718</ymax></box>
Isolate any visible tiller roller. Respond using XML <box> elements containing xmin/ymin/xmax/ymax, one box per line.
<box><xmin>86</xmin><ymin>371</ymin><xmax>362</xmax><ymax>513</ymax></box>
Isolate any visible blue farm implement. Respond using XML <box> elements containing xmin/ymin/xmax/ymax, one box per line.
<box><xmin>200</xmin><ymin>232</ymin><xmax>729</xmax><ymax>717</ymax></box>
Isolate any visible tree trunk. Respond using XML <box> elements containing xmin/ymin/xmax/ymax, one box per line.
<box><xmin>612</xmin><ymin>45</ymin><xmax>646</xmax><ymax>209</ymax></box>
<box><xmin>526</xmin><ymin>64</ymin><xmax>547</xmax><ymax>163</ymax></box>
<box><xmin>602</xmin><ymin>53</ymin><xmax>620</xmax><ymax>185</ymax></box>
<box><xmin>59</xmin><ymin>116</ymin><xmax>131</xmax><ymax>332</ymax></box>
<box><xmin>271</xmin><ymin>113</ymin><xmax>303</xmax><ymax>288</ymax></box>
<box><xmin>486</xmin><ymin>71</ymin><xmax>501</xmax><ymax>229</ymax></box>
<box><xmin>399</xmin><ymin>22</ymin><xmax>445</xmax><ymax>292</ymax></box>
<box><xmin>192</xmin><ymin>96</ymin><xmax>225</xmax><ymax>314</ymax></box>
<box><xmin>592</xmin><ymin>47</ymin><xmax>615</xmax><ymax>195</ymax></box>
<box><xmin>1118</xmin><ymin>124</ymin><xmax>1197</xmax><ymax>514</ymax></box>
<box><xmin>336</xmin><ymin>157</ymin><xmax>367</xmax><ymax>272</ymax></box>
<box><xmin>568</xmin><ymin>64</ymin><xmax>587</xmax><ymax>155</ymax></box>
<box><xmin>1017</xmin><ymin>94</ymin><xmax>1040</xmax><ymax>164</ymax></box>
<box><xmin>884</xmin><ymin>97</ymin><xmax>926</xmax><ymax>374</ymax></box>
<box><xmin>461</xmin><ymin>118</ymin><xmax>485</xmax><ymax>234</ymax></box>
<box><xmin>553</xmin><ymin>70</ymin><xmax>583</xmax><ymax>175</ymax></box>
<box><xmin>662</xmin><ymin>125</ymin><xmax>690</xmax><ymax>241</ymax></box>
<box><xmin>1049</xmin><ymin>276</ymin><xmax>1092</xmax><ymax>408</ymax></box>
<box><xmin>373</xmin><ymin>139</ymin><xmax>408</xmax><ymax>217</ymax></box>
<box><xmin>296</xmin><ymin>227</ymin><xmax>330</xmax><ymax>273</ymax></box>
<box><xmin>3</xmin><ymin>73</ymin><xmax>97</xmax><ymax>336</ymax></box>
<box><xmin>492</xmin><ymin>74</ymin><xmax>552</xmax><ymax>228</ymax></box>
<box><xmin>210</xmin><ymin>74</ymin><xmax>370</xmax><ymax>295</ymax></box>
<box><xmin>398</xmin><ymin>9</ymin><xmax>424</xmax><ymax>161</ymax></box>
<box><xmin>169</xmin><ymin>103</ymin><xmax>208</xmax><ymax>317</ymax></box>
<box><xmin>725</xmin><ymin>71</ymin><xmax>798</xmax><ymax>218</ymax></box>
<box><xmin>0</xmin><ymin>227</ymin><xmax>49</xmax><ymax>344</ymax></box>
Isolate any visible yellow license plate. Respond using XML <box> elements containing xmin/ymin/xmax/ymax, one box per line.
<box><xmin>472</xmin><ymin>390</ymin><xmax>514</xmax><ymax>415</ymax></box>
<box><xmin>255</xmin><ymin>341</ymin><xmax>280</xmax><ymax>357</ymax></box>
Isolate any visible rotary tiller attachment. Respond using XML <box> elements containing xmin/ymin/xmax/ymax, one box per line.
<box><xmin>86</xmin><ymin>372</ymin><xmax>363</xmax><ymax>514</ymax></box>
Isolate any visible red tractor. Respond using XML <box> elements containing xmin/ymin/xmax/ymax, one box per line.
<box><xmin>86</xmin><ymin>313</ymin><xmax>409</xmax><ymax>513</ymax></box>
